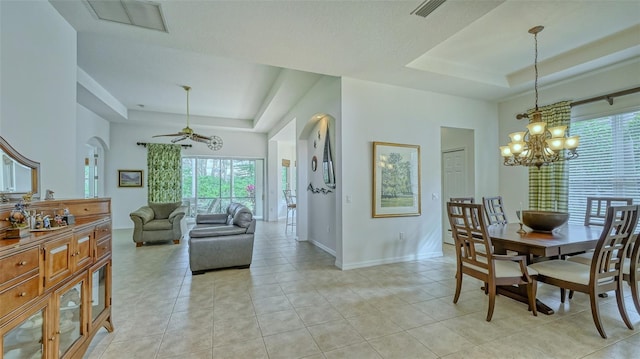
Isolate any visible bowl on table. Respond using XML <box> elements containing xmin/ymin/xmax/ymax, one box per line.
<box><xmin>517</xmin><ymin>210</ymin><xmax>569</xmax><ymax>232</ymax></box>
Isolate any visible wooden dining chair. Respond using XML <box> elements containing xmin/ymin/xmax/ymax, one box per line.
<box><xmin>567</xmin><ymin>197</ymin><xmax>633</xmax><ymax>298</ymax></box>
<box><xmin>529</xmin><ymin>205</ymin><xmax>639</xmax><ymax>338</ymax></box>
<box><xmin>446</xmin><ymin>202</ymin><xmax>537</xmax><ymax>321</ymax></box>
<box><xmin>584</xmin><ymin>197</ymin><xmax>633</xmax><ymax>226</ymax></box>
<box><xmin>624</xmin><ymin>234</ymin><xmax>640</xmax><ymax>314</ymax></box>
<box><xmin>482</xmin><ymin>196</ymin><xmax>508</xmax><ymax>225</ymax></box>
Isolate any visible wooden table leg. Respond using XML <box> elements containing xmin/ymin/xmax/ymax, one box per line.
<box><xmin>496</xmin><ymin>285</ymin><xmax>555</xmax><ymax>315</ymax></box>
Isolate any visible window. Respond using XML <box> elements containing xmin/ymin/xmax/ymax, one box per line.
<box><xmin>568</xmin><ymin>109</ymin><xmax>640</xmax><ymax>223</ymax></box>
<box><xmin>182</xmin><ymin>157</ymin><xmax>264</xmax><ymax>218</ymax></box>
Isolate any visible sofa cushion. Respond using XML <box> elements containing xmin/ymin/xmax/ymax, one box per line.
<box><xmin>144</xmin><ymin>218</ymin><xmax>173</xmax><ymax>231</ymax></box>
<box><xmin>190</xmin><ymin>226</ymin><xmax>247</xmax><ymax>238</ymax></box>
<box><xmin>233</xmin><ymin>208</ymin><xmax>253</xmax><ymax>228</ymax></box>
<box><xmin>149</xmin><ymin>202</ymin><xmax>181</xmax><ymax>219</ymax></box>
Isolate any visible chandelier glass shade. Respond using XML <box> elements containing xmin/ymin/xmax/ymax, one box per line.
<box><xmin>499</xmin><ymin>26</ymin><xmax>579</xmax><ymax>169</ymax></box>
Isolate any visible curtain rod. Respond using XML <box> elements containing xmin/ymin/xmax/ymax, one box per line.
<box><xmin>136</xmin><ymin>142</ymin><xmax>192</xmax><ymax>148</ymax></box>
<box><xmin>570</xmin><ymin>86</ymin><xmax>640</xmax><ymax>107</ymax></box>
<box><xmin>516</xmin><ymin>86</ymin><xmax>640</xmax><ymax>119</ymax></box>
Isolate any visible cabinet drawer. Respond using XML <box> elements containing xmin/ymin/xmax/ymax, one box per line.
<box><xmin>66</xmin><ymin>201</ymin><xmax>110</xmax><ymax>217</ymax></box>
<box><xmin>95</xmin><ymin>222</ymin><xmax>111</xmax><ymax>241</ymax></box>
<box><xmin>0</xmin><ymin>248</ymin><xmax>40</xmax><ymax>284</ymax></box>
<box><xmin>0</xmin><ymin>275</ymin><xmax>40</xmax><ymax>317</ymax></box>
<box><xmin>96</xmin><ymin>237</ymin><xmax>111</xmax><ymax>259</ymax></box>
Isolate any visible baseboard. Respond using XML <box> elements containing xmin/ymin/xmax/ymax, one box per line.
<box><xmin>308</xmin><ymin>238</ymin><xmax>336</xmax><ymax>256</ymax></box>
<box><xmin>340</xmin><ymin>251</ymin><xmax>443</xmax><ymax>270</ymax></box>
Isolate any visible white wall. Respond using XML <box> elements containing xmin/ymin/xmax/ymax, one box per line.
<box><xmin>498</xmin><ymin>60</ymin><xmax>640</xmax><ymax>221</ymax></box>
<box><xmin>340</xmin><ymin>78</ymin><xmax>498</xmax><ymax>269</ymax></box>
<box><xmin>107</xmin><ymin>122</ymin><xmax>268</xmax><ymax>229</ymax></box>
<box><xmin>0</xmin><ymin>0</ymin><xmax>78</xmax><ymax>198</ymax></box>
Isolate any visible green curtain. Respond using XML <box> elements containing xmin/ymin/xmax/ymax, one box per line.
<box><xmin>528</xmin><ymin>101</ymin><xmax>571</xmax><ymax>211</ymax></box>
<box><xmin>147</xmin><ymin>143</ymin><xmax>182</xmax><ymax>203</ymax></box>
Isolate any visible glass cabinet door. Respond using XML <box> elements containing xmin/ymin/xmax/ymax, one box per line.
<box><xmin>57</xmin><ymin>281</ymin><xmax>83</xmax><ymax>357</ymax></box>
<box><xmin>2</xmin><ymin>308</ymin><xmax>45</xmax><ymax>359</ymax></box>
<box><xmin>90</xmin><ymin>264</ymin><xmax>107</xmax><ymax>323</ymax></box>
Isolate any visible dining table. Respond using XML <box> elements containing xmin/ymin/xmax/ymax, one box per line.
<box><xmin>487</xmin><ymin>222</ymin><xmax>603</xmax><ymax>314</ymax></box>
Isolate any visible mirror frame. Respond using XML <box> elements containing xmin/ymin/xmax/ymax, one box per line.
<box><xmin>0</xmin><ymin>136</ymin><xmax>40</xmax><ymax>200</ymax></box>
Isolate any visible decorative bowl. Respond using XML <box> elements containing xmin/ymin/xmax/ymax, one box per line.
<box><xmin>519</xmin><ymin>210</ymin><xmax>570</xmax><ymax>232</ymax></box>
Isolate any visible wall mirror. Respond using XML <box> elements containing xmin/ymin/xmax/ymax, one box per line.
<box><xmin>0</xmin><ymin>136</ymin><xmax>40</xmax><ymax>200</ymax></box>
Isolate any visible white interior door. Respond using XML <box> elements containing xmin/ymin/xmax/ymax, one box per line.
<box><xmin>442</xmin><ymin>149</ymin><xmax>467</xmax><ymax>245</ymax></box>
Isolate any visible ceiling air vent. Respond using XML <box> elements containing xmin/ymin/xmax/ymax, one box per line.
<box><xmin>86</xmin><ymin>0</ymin><xmax>167</xmax><ymax>32</ymax></box>
<box><xmin>410</xmin><ymin>0</ymin><xmax>447</xmax><ymax>18</ymax></box>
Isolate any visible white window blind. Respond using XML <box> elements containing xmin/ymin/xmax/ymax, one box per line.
<box><xmin>568</xmin><ymin>110</ymin><xmax>640</xmax><ymax>224</ymax></box>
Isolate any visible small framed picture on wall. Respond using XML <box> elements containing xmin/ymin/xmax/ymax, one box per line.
<box><xmin>118</xmin><ymin>170</ymin><xmax>143</xmax><ymax>188</ymax></box>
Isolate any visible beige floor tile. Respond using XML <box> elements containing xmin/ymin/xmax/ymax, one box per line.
<box><xmin>367</xmin><ymin>332</ymin><xmax>437</xmax><ymax>359</ymax></box>
<box><xmin>158</xmin><ymin>326</ymin><xmax>213</xmax><ymax>357</ymax></box>
<box><xmin>323</xmin><ymin>342</ymin><xmax>383</xmax><ymax>359</ymax></box>
<box><xmin>262</xmin><ymin>328</ymin><xmax>321</xmax><ymax>359</ymax></box>
<box><xmin>306</xmin><ymin>319</ymin><xmax>365</xmax><ymax>352</ymax></box>
<box><xmin>295</xmin><ymin>305</ymin><xmax>344</xmax><ymax>326</ymax></box>
<box><xmin>256</xmin><ymin>309</ymin><xmax>305</xmax><ymax>336</ymax></box>
<box><xmin>211</xmin><ymin>337</ymin><xmax>268</xmax><ymax>359</ymax></box>
<box><xmin>379</xmin><ymin>303</ymin><xmax>437</xmax><ymax>329</ymax></box>
<box><xmin>213</xmin><ymin>316</ymin><xmax>262</xmax><ymax>347</ymax></box>
<box><xmin>346</xmin><ymin>313</ymin><xmax>404</xmax><ymax>340</ymax></box>
<box><xmin>100</xmin><ymin>334</ymin><xmax>163</xmax><ymax>359</ymax></box>
<box><xmin>252</xmin><ymin>294</ymin><xmax>293</xmax><ymax>315</ymax></box>
<box><xmin>407</xmin><ymin>322</ymin><xmax>475</xmax><ymax>357</ymax></box>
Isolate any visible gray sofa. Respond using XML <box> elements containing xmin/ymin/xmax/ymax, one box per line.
<box><xmin>129</xmin><ymin>202</ymin><xmax>187</xmax><ymax>247</ymax></box>
<box><xmin>188</xmin><ymin>203</ymin><xmax>256</xmax><ymax>275</ymax></box>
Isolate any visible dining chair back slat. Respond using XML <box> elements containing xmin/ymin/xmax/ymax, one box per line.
<box><xmin>584</xmin><ymin>197</ymin><xmax>633</xmax><ymax>226</ymax></box>
<box><xmin>482</xmin><ymin>196</ymin><xmax>508</xmax><ymax>225</ymax></box>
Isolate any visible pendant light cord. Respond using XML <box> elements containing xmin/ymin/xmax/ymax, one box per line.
<box><xmin>533</xmin><ymin>31</ymin><xmax>539</xmax><ymax>112</ymax></box>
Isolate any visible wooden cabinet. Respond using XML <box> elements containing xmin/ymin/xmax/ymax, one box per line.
<box><xmin>0</xmin><ymin>198</ymin><xmax>112</xmax><ymax>359</ymax></box>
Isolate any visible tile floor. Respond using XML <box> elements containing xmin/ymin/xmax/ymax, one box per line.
<box><xmin>84</xmin><ymin>220</ymin><xmax>640</xmax><ymax>359</ymax></box>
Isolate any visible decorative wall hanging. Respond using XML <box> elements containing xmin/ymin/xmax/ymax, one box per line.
<box><xmin>118</xmin><ymin>170</ymin><xmax>143</xmax><ymax>187</ymax></box>
<box><xmin>307</xmin><ymin>183</ymin><xmax>332</xmax><ymax>194</ymax></box>
<box><xmin>372</xmin><ymin>142</ymin><xmax>421</xmax><ymax>218</ymax></box>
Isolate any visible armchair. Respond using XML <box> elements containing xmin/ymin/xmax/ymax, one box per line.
<box><xmin>129</xmin><ymin>202</ymin><xmax>186</xmax><ymax>247</ymax></box>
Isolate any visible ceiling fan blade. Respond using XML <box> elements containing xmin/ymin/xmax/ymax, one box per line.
<box><xmin>192</xmin><ymin>133</ymin><xmax>213</xmax><ymax>142</ymax></box>
<box><xmin>152</xmin><ymin>133</ymin><xmax>184</xmax><ymax>138</ymax></box>
<box><xmin>170</xmin><ymin>135</ymin><xmax>188</xmax><ymax>143</ymax></box>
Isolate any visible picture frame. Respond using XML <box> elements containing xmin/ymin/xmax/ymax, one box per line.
<box><xmin>372</xmin><ymin>142</ymin><xmax>421</xmax><ymax>218</ymax></box>
<box><xmin>118</xmin><ymin>170</ymin><xmax>143</xmax><ymax>188</ymax></box>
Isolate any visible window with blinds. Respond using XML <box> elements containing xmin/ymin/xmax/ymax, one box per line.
<box><xmin>568</xmin><ymin>110</ymin><xmax>640</xmax><ymax>224</ymax></box>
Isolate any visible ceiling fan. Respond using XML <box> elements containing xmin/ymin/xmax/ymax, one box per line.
<box><xmin>153</xmin><ymin>85</ymin><xmax>223</xmax><ymax>150</ymax></box>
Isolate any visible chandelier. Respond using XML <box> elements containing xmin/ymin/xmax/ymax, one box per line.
<box><xmin>499</xmin><ymin>26</ymin><xmax>579</xmax><ymax>169</ymax></box>
<box><xmin>153</xmin><ymin>85</ymin><xmax>223</xmax><ymax>150</ymax></box>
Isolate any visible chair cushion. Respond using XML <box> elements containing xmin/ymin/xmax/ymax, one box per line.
<box><xmin>143</xmin><ymin>218</ymin><xmax>173</xmax><ymax>231</ymax></box>
<box><xmin>190</xmin><ymin>226</ymin><xmax>247</xmax><ymax>238</ymax></box>
<box><xmin>529</xmin><ymin>260</ymin><xmax>614</xmax><ymax>285</ymax></box>
<box><xmin>463</xmin><ymin>257</ymin><xmax>537</xmax><ymax>278</ymax></box>
<box><xmin>566</xmin><ymin>251</ymin><xmax>593</xmax><ymax>266</ymax></box>
<box><xmin>149</xmin><ymin>202</ymin><xmax>181</xmax><ymax>219</ymax></box>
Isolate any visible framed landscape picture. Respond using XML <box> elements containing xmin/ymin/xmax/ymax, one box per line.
<box><xmin>118</xmin><ymin>169</ymin><xmax>143</xmax><ymax>188</ymax></box>
<box><xmin>372</xmin><ymin>142</ymin><xmax>421</xmax><ymax>218</ymax></box>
